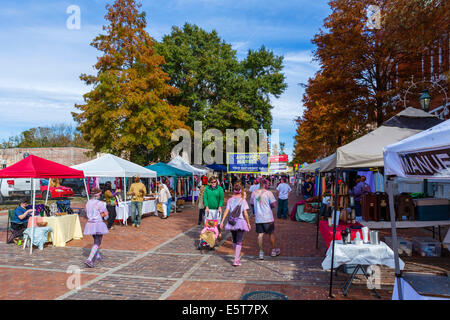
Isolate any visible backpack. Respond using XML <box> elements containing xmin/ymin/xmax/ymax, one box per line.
<box><xmin>228</xmin><ymin>199</ymin><xmax>242</xmax><ymax>226</ymax></box>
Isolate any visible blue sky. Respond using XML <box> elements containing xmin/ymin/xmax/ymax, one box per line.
<box><xmin>0</xmin><ymin>0</ymin><xmax>330</xmax><ymax>160</ymax></box>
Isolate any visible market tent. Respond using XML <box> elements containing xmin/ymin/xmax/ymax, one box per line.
<box><xmin>336</xmin><ymin>108</ymin><xmax>443</xmax><ymax>169</ymax></box>
<box><xmin>319</xmin><ymin>153</ymin><xmax>336</xmax><ymax>173</ymax></box>
<box><xmin>384</xmin><ymin>119</ymin><xmax>450</xmax><ymax>178</ymax></box>
<box><xmin>0</xmin><ymin>154</ymin><xmax>85</xmax><ymax>179</ymax></box>
<box><xmin>383</xmin><ymin>119</ymin><xmax>450</xmax><ymax>300</ymax></box>
<box><xmin>0</xmin><ymin>155</ymin><xmax>85</xmax><ymax>254</ymax></box>
<box><xmin>72</xmin><ymin>154</ymin><xmax>156</xmax><ymax>178</ymax></box>
<box><xmin>146</xmin><ymin>162</ymin><xmax>192</xmax><ymax>177</ymax></box>
<box><xmin>299</xmin><ymin>161</ymin><xmax>320</xmax><ymax>173</ymax></box>
<box><xmin>168</xmin><ymin>156</ymin><xmax>207</xmax><ymax>175</ymax></box>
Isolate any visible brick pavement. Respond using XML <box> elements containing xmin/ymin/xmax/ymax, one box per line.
<box><xmin>0</xmin><ymin>189</ymin><xmax>448</xmax><ymax>300</ymax></box>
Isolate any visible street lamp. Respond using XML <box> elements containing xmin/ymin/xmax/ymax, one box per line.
<box><xmin>419</xmin><ymin>89</ymin><xmax>432</xmax><ymax>112</ymax></box>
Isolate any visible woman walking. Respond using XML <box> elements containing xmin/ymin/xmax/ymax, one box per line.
<box><xmin>220</xmin><ymin>182</ymin><xmax>251</xmax><ymax>267</ymax></box>
<box><xmin>84</xmin><ymin>187</ymin><xmax>109</xmax><ymax>268</ymax></box>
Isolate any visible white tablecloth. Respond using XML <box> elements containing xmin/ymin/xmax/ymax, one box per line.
<box><xmin>322</xmin><ymin>240</ymin><xmax>405</xmax><ymax>270</ymax></box>
<box><xmin>116</xmin><ymin>200</ymin><xmax>156</xmax><ymax>222</ymax></box>
<box><xmin>360</xmin><ymin>219</ymin><xmax>450</xmax><ymax>229</ymax></box>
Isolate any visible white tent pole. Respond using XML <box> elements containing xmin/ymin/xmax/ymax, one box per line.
<box><xmin>45</xmin><ymin>178</ymin><xmax>51</xmax><ymax>206</ymax></box>
<box><xmin>83</xmin><ymin>178</ymin><xmax>89</xmax><ymax>201</ymax></box>
<box><xmin>123</xmin><ymin>176</ymin><xmax>126</xmax><ymax>202</ymax></box>
<box><xmin>30</xmin><ymin>178</ymin><xmax>36</xmax><ymax>254</ymax></box>
<box><xmin>192</xmin><ymin>175</ymin><xmax>195</xmax><ymax>206</ymax></box>
<box><xmin>387</xmin><ymin>177</ymin><xmax>403</xmax><ymax>300</ymax></box>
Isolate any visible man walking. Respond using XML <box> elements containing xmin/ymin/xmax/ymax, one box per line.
<box><xmin>204</xmin><ymin>176</ymin><xmax>225</xmax><ymax>228</ymax></box>
<box><xmin>127</xmin><ymin>175</ymin><xmax>146</xmax><ymax>228</ymax></box>
<box><xmin>276</xmin><ymin>176</ymin><xmax>291</xmax><ymax>219</ymax></box>
<box><xmin>251</xmin><ymin>178</ymin><xmax>280</xmax><ymax>260</ymax></box>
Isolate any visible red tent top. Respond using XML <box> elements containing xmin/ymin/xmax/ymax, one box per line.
<box><xmin>0</xmin><ymin>154</ymin><xmax>85</xmax><ymax>179</ymax></box>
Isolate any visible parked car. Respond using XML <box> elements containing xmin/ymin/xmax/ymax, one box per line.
<box><xmin>0</xmin><ymin>178</ymin><xmax>40</xmax><ymax>204</ymax></box>
<box><xmin>60</xmin><ymin>178</ymin><xmax>87</xmax><ymax>197</ymax></box>
<box><xmin>37</xmin><ymin>179</ymin><xmax>74</xmax><ymax>199</ymax></box>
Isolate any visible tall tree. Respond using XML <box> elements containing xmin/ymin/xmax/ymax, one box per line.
<box><xmin>155</xmin><ymin>23</ymin><xmax>287</xmax><ymax>134</ymax></box>
<box><xmin>293</xmin><ymin>0</ymin><xmax>448</xmax><ymax>164</ymax></box>
<box><xmin>73</xmin><ymin>0</ymin><xmax>188</xmax><ymax>165</ymax></box>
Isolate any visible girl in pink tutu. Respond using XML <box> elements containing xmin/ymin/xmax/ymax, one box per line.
<box><xmin>84</xmin><ymin>187</ymin><xmax>109</xmax><ymax>268</ymax></box>
<box><xmin>220</xmin><ymin>182</ymin><xmax>251</xmax><ymax>266</ymax></box>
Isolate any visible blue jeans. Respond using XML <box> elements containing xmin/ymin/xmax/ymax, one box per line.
<box><xmin>131</xmin><ymin>201</ymin><xmax>143</xmax><ymax>226</ymax></box>
<box><xmin>167</xmin><ymin>199</ymin><xmax>171</xmax><ymax>217</ymax></box>
<box><xmin>277</xmin><ymin>199</ymin><xmax>289</xmax><ymax>218</ymax></box>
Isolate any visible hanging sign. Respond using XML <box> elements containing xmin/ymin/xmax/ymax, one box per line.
<box><xmin>227</xmin><ymin>153</ymin><xmax>270</xmax><ymax>174</ymax></box>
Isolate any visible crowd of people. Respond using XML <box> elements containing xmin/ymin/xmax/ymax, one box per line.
<box><xmin>9</xmin><ymin>173</ymin><xmax>294</xmax><ymax>269</ymax></box>
<box><xmin>196</xmin><ymin>174</ymin><xmax>294</xmax><ymax>266</ymax></box>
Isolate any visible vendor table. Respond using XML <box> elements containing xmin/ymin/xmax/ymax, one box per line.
<box><xmin>116</xmin><ymin>200</ymin><xmax>156</xmax><ymax>225</ymax></box>
<box><xmin>28</xmin><ymin>215</ymin><xmax>83</xmax><ymax>247</ymax></box>
<box><xmin>322</xmin><ymin>240</ymin><xmax>405</xmax><ymax>297</ymax></box>
<box><xmin>319</xmin><ymin>220</ymin><xmax>365</xmax><ymax>248</ymax></box>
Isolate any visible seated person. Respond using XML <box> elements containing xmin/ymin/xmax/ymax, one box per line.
<box><xmin>13</xmin><ymin>198</ymin><xmax>35</xmax><ymax>227</ymax></box>
<box><xmin>9</xmin><ymin>198</ymin><xmax>35</xmax><ymax>243</ymax></box>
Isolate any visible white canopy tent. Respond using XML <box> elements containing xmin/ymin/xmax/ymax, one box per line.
<box><xmin>298</xmin><ymin>162</ymin><xmax>320</xmax><ymax>173</ymax></box>
<box><xmin>168</xmin><ymin>156</ymin><xmax>205</xmax><ymax>204</ymax></box>
<box><xmin>327</xmin><ymin>108</ymin><xmax>442</xmax><ymax>169</ymax></box>
<box><xmin>72</xmin><ymin>154</ymin><xmax>157</xmax><ymax>178</ymax></box>
<box><xmin>168</xmin><ymin>156</ymin><xmax>207</xmax><ymax>175</ymax></box>
<box><xmin>72</xmin><ymin>154</ymin><xmax>157</xmax><ymax>200</ymax></box>
<box><xmin>383</xmin><ymin>119</ymin><xmax>450</xmax><ymax>300</ymax></box>
<box><xmin>319</xmin><ymin>153</ymin><xmax>337</xmax><ymax>173</ymax></box>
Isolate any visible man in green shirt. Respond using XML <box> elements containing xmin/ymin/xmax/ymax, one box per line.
<box><xmin>203</xmin><ymin>176</ymin><xmax>225</xmax><ymax>227</ymax></box>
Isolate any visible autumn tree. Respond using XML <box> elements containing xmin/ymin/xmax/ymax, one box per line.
<box><xmin>293</xmin><ymin>0</ymin><xmax>448</xmax><ymax>164</ymax></box>
<box><xmin>73</xmin><ymin>0</ymin><xmax>188</xmax><ymax>165</ymax></box>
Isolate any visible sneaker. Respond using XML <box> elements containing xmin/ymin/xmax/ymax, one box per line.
<box><xmin>258</xmin><ymin>251</ymin><xmax>264</xmax><ymax>260</ymax></box>
<box><xmin>136</xmin><ymin>225</ymin><xmax>140</xmax><ymax>228</ymax></box>
<box><xmin>271</xmin><ymin>248</ymin><xmax>281</xmax><ymax>257</ymax></box>
<box><xmin>84</xmin><ymin>259</ymin><xmax>95</xmax><ymax>268</ymax></box>
<box><xmin>233</xmin><ymin>259</ymin><xmax>241</xmax><ymax>266</ymax></box>
<box><xmin>95</xmin><ymin>252</ymin><xmax>103</xmax><ymax>262</ymax></box>
<box><xmin>132</xmin><ymin>223</ymin><xmax>136</xmax><ymax>227</ymax></box>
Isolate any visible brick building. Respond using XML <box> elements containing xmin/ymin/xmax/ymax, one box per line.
<box><xmin>0</xmin><ymin>147</ymin><xmax>96</xmax><ymax>168</ymax></box>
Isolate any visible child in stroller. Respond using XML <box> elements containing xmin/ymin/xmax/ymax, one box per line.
<box><xmin>198</xmin><ymin>219</ymin><xmax>219</xmax><ymax>250</ymax></box>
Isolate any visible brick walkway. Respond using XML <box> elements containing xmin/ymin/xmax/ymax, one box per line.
<box><xmin>0</xmin><ymin>189</ymin><xmax>448</xmax><ymax>300</ymax></box>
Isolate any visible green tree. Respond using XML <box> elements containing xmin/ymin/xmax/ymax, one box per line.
<box><xmin>73</xmin><ymin>0</ymin><xmax>188</xmax><ymax>165</ymax></box>
<box><xmin>156</xmin><ymin>23</ymin><xmax>287</xmax><ymax>134</ymax></box>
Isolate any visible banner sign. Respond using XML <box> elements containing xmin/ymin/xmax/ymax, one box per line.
<box><xmin>399</xmin><ymin>147</ymin><xmax>450</xmax><ymax>177</ymax></box>
<box><xmin>269</xmin><ymin>154</ymin><xmax>288</xmax><ymax>173</ymax></box>
<box><xmin>270</xmin><ymin>154</ymin><xmax>288</xmax><ymax>163</ymax></box>
<box><xmin>227</xmin><ymin>153</ymin><xmax>270</xmax><ymax>174</ymax></box>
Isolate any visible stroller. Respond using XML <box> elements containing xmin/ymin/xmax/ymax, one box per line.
<box><xmin>197</xmin><ymin>219</ymin><xmax>219</xmax><ymax>251</ymax></box>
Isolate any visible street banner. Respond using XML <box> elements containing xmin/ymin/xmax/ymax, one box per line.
<box><xmin>270</xmin><ymin>154</ymin><xmax>289</xmax><ymax>163</ymax></box>
<box><xmin>269</xmin><ymin>154</ymin><xmax>288</xmax><ymax>173</ymax></box>
<box><xmin>227</xmin><ymin>153</ymin><xmax>270</xmax><ymax>174</ymax></box>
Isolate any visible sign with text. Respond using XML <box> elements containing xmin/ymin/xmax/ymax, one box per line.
<box><xmin>399</xmin><ymin>147</ymin><xmax>450</xmax><ymax>177</ymax></box>
<box><xmin>269</xmin><ymin>154</ymin><xmax>288</xmax><ymax>173</ymax></box>
<box><xmin>270</xmin><ymin>154</ymin><xmax>289</xmax><ymax>163</ymax></box>
<box><xmin>227</xmin><ymin>153</ymin><xmax>270</xmax><ymax>174</ymax></box>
